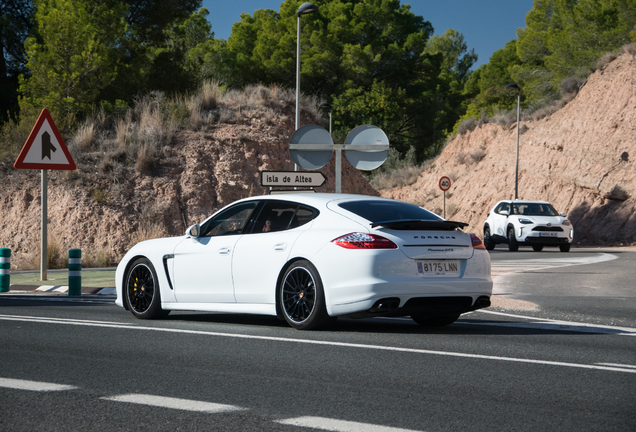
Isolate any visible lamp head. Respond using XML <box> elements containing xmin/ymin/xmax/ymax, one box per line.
<box><xmin>297</xmin><ymin>2</ymin><xmax>318</xmax><ymax>15</ymax></box>
<box><xmin>320</xmin><ymin>102</ymin><xmax>332</xmax><ymax>111</ymax></box>
<box><xmin>506</xmin><ymin>83</ymin><xmax>521</xmax><ymax>92</ymax></box>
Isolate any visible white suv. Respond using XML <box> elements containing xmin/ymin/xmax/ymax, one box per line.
<box><xmin>483</xmin><ymin>200</ymin><xmax>574</xmax><ymax>252</ymax></box>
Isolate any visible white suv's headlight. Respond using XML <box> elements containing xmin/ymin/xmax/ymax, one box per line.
<box><xmin>518</xmin><ymin>218</ymin><xmax>533</xmax><ymax>224</ymax></box>
<box><xmin>562</xmin><ymin>220</ymin><xmax>571</xmax><ymax>226</ymax></box>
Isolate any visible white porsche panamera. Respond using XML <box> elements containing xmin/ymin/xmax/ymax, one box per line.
<box><xmin>115</xmin><ymin>194</ymin><xmax>492</xmax><ymax>330</ymax></box>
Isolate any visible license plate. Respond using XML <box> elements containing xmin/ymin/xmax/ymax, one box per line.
<box><xmin>417</xmin><ymin>260</ymin><xmax>460</xmax><ymax>277</ymax></box>
<box><xmin>539</xmin><ymin>232</ymin><xmax>558</xmax><ymax>237</ymax></box>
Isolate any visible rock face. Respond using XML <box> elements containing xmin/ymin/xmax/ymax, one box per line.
<box><xmin>382</xmin><ymin>52</ymin><xmax>636</xmax><ymax>246</ymax></box>
<box><xmin>0</xmin><ymin>113</ymin><xmax>377</xmax><ymax>270</ymax></box>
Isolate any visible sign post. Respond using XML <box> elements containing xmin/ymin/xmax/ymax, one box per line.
<box><xmin>14</xmin><ymin>109</ymin><xmax>76</xmax><ymax>281</ymax></box>
<box><xmin>439</xmin><ymin>176</ymin><xmax>451</xmax><ymax>219</ymax></box>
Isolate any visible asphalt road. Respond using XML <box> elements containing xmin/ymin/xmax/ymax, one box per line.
<box><xmin>1</xmin><ymin>248</ymin><xmax>635</xmax><ymax>432</ymax></box>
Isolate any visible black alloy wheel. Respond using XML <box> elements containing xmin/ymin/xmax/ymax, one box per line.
<box><xmin>507</xmin><ymin>227</ymin><xmax>519</xmax><ymax>252</ymax></box>
<box><xmin>279</xmin><ymin>260</ymin><xmax>329</xmax><ymax>330</ymax></box>
<box><xmin>125</xmin><ymin>258</ymin><xmax>169</xmax><ymax>319</ymax></box>
<box><xmin>532</xmin><ymin>245</ymin><xmax>544</xmax><ymax>252</ymax></box>
<box><xmin>484</xmin><ymin>227</ymin><xmax>495</xmax><ymax>251</ymax></box>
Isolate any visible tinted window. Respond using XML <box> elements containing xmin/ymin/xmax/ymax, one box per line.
<box><xmin>252</xmin><ymin>201</ymin><xmax>319</xmax><ymax>233</ymax></box>
<box><xmin>338</xmin><ymin>200</ymin><xmax>441</xmax><ymax>223</ymax></box>
<box><xmin>200</xmin><ymin>201</ymin><xmax>259</xmax><ymax>237</ymax></box>
<box><xmin>512</xmin><ymin>203</ymin><xmax>558</xmax><ymax>216</ymax></box>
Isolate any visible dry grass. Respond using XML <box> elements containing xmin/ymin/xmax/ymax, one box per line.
<box><xmin>469</xmin><ymin>148</ymin><xmax>486</xmax><ymax>164</ymax></box>
<box><xmin>622</xmin><ymin>43</ymin><xmax>636</xmax><ymax>56</ymax></box>
<box><xmin>129</xmin><ymin>223</ymin><xmax>166</xmax><ymax>247</ymax></box>
<box><xmin>21</xmin><ymin>236</ymin><xmax>69</xmax><ymax>270</ymax></box>
<box><xmin>493</xmin><ymin>111</ymin><xmax>516</xmax><ymax>129</ymax></box>
<box><xmin>457</xmin><ymin>117</ymin><xmax>477</xmax><ymax>135</ymax></box>
<box><xmin>370</xmin><ymin>164</ymin><xmax>422</xmax><ymax>190</ymax></box>
<box><xmin>83</xmin><ymin>249</ymin><xmax>117</xmax><ymax>268</ymax></box>
<box><xmin>596</xmin><ymin>52</ymin><xmax>618</xmax><ymax>70</ymax></box>
<box><xmin>455</xmin><ymin>151</ymin><xmax>468</xmax><ymax>165</ymax></box>
<box><xmin>73</xmin><ymin>121</ymin><xmax>96</xmax><ymax>150</ymax></box>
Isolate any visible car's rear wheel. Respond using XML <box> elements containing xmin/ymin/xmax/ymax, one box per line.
<box><xmin>560</xmin><ymin>244</ymin><xmax>571</xmax><ymax>252</ymax></box>
<box><xmin>411</xmin><ymin>314</ymin><xmax>460</xmax><ymax>327</ymax></box>
<box><xmin>507</xmin><ymin>227</ymin><xmax>519</xmax><ymax>252</ymax></box>
<box><xmin>124</xmin><ymin>258</ymin><xmax>169</xmax><ymax>319</ymax></box>
<box><xmin>532</xmin><ymin>245</ymin><xmax>544</xmax><ymax>252</ymax></box>
<box><xmin>484</xmin><ymin>227</ymin><xmax>495</xmax><ymax>251</ymax></box>
<box><xmin>279</xmin><ymin>260</ymin><xmax>330</xmax><ymax>330</ymax></box>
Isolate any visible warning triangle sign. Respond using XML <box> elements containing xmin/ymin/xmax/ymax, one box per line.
<box><xmin>14</xmin><ymin>109</ymin><xmax>76</xmax><ymax>170</ymax></box>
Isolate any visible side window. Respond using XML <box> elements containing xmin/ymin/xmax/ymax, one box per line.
<box><xmin>496</xmin><ymin>203</ymin><xmax>510</xmax><ymax>215</ymax></box>
<box><xmin>199</xmin><ymin>202</ymin><xmax>259</xmax><ymax>237</ymax></box>
<box><xmin>254</xmin><ymin>201</ymin><xmax>299</xmax><ymax>233</ymax></box>
<box><xmin>252</xmin><ymin>202</ymin><xmax>319</xmax><ymax>233</ymax></box>
<box><xmin>292</xmin><ymin>206</ymin><xmax>318</xmax><ymax>228</ymax></box>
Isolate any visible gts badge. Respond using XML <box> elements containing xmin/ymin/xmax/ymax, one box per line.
<box><xmin>413</xmin><ymin>235</ymin><xmax>456</xmax><ymax>239</ymax></box>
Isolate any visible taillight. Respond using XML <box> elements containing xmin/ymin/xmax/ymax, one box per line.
<box><xmin>470</xmin><ymin>233</ymin><xmax>485</xmax><ymax>250</ymax></box>
<box><xmin>332</xmin><ymin>233</ymin><xmax>398</xmax><ymax>249</ymax></box>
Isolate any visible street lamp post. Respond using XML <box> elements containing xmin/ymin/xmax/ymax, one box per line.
<box><xmin>507</xmin><ymin>83</ymin><xmax>521</xmax><ymax>200</ymax></box>
<box><xmin>295</xmin><ymin>3</ymin><xmax>318</xmax><ymax>132</ymax></box>
<box><xmin>294</xmin><ymin>3</ymin><xmax>318</xmax><ymax>175</ymax></box>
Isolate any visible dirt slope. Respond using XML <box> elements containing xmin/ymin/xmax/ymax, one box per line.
<box><xmin>382</xmin><ymin>52</ymin><xmax>636</xmax><ymax>246</ymax></box>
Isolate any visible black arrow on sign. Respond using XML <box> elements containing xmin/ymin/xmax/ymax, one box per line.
<box><xmin>41</xmin><ymin>131</ymin><xmax>56</xmax><ymax>160</ymax></box>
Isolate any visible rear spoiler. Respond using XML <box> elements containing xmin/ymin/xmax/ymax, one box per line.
<box><xmin>370</xmin><ymin>219</ymin><xmax>468</xmax><ymax>231</ymax></box>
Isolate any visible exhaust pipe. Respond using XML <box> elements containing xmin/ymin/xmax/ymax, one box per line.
<box><xmin>369</xmin><ymin>298</ymin><xmax>400</xmax><ymax>313</ymax></box>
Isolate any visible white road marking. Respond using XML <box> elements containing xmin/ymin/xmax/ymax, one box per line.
<box><xmin>491</xmin><ymin>252</ymin><xmax>618</xmax><ymax>276</ymax></box>
<box><xmin>101</xmin><ymin>394</ymin><xmax>245</xmax><ymax>413</ymax></box>
<box><xmin>596</xmin><ymin>363</ymin><xmax>636</xmax><ymax>370</ymax></box>
<box><xmin>0</xmin><ymin>377</ymin><xmax>77</xmax><ymax>392</ymax></box>
<box><xmin>1</xmin><ymin>314</ymin><xmax>635</xmax><ymax>374</ymax></box>
<box><xmin>277</xmin><ymin>416</ymin><xmax>422</xmax><ymax>432</ymax></box>
<box><xmin>475</xmin><ymin>310</ymin><xmax>636</xmax><ymax>336</ymax></box>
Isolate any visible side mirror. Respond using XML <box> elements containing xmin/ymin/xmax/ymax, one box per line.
<box><xmin>186</xmin><ymin>223</ymin><xmax>200</xmax><ymax>238</ymax></box>
<box><xmin>560</xmin><ymin>212</ymin><xmax>567</xmax><ymax>217</ymax></box>
<box><xmin>500</xmin><ymin>210</ymin><xmax>509</xmax><ymax>216</ymax></box>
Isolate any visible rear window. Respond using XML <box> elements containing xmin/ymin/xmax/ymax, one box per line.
<box><xmin>337</xmin><ymin>200</ymin><xmax>442</xmax><ymax>223</ymax></box>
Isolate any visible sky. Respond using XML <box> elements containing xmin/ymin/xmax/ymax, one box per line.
<box><xmin>201</xmin><ymin>0</ymin><xmax>535</xmax><ymax>68</ymax></box>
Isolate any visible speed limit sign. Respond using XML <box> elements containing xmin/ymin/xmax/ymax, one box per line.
<box><xmin>439</xmin><ymin>176</ymin><xmax>451</xmax><ymax>191</ymax></box>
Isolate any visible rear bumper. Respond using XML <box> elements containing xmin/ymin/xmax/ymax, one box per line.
<box><xmin>330</xmin><ymin>293</ymin><xmax>492</xmax><ymax>318</ymax></box>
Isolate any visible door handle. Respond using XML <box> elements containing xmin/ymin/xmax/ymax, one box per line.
<box><xmin>218</xmin><ymin>247</ymin><xmax>231</xmax><ymax>255</ymax></box>
<box><xmin>274</xmin><ymin>243</ymin><xmax>287</xmax><ymax>251</ymax></box>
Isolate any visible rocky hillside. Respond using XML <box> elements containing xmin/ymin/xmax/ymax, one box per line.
<box><xmin>0</xmin><ymin>95</ymin><xmax>376</xmax><ymax>270</ymax></box>
<box><xmin>381</xmin><ymin>52</ymin><xmax>636</xmax><ymax>246</ymax></box>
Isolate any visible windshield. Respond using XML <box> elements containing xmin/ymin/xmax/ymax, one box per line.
<box><xmin>337</xmin><ymin>200</ymin><xmax>442</xmax><ymax>223</ymax></box>
<box><xmin>512</xmin><ymin>203</ymin><xmax>558</xmax><ymax>216</ymax></box>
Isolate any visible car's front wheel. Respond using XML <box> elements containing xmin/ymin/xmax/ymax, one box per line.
<box><xmin>532</xmin><ymin>245</ymin><xmax>544</xmax><ymax>252</ymax></box>
<box><xmin>507</xmin><ymin>227</ymin><xmax>519</xmax><ymax>252</ymax></box>
<box><xmin>560</xmin><ymin>244</ymin><xmax>571</xmax><ymax>252</ymax></box>
<box><xmin>411</xmin><ymin>314</ymin><xmax>460</xmax><ymax>327</ymax></box>
<box><xmin>278</xmin><ymin>260</ymin><xmax>330</xmax><ymax>330</ymax></box>
<box><xmin>124</xmin><ymin>258</ymin><xmax>169</xmax><ymax>319</ymax></box>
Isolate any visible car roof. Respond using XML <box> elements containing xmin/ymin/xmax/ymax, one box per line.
<box><xmin>236</xmin><ymin>193</ymin><xmax>396</xmax><ymax>207</ymax></box>
<box><xmin>496</xmin><ymin>199</ymin><xmax>551</xmax><ymax>205</ymax></box>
